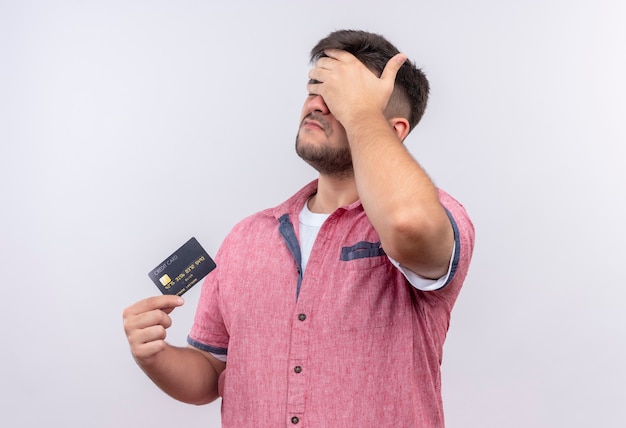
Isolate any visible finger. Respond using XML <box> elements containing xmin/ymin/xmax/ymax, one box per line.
<box><xmin>131</xmin><ymin>324</ymin><xmax>168</xmax><ymax>346</ymax></box>
<box><xmin>308</xmin><ymin>66</ymin><xmax>328</xmax><ymax>84</ymax></box>
<box><xmin>161</xmin><ymin>306</ymin><xmax>177</xmax><ymax>315</ymax></box>
<box><xmin>123</xmin><ymin>295</ymin><xmax>184</xmax><ymax>318</ymax></box>
<box><xmin>314</xmin><ymin>56</ymin><xmax>335</xmax><ymax>70</ymax></box>
<box><xmin>321</xmin><ymin>49</ymin><xmax>353</xmax><ymax>62</ymax></box>
<box><xmin>380</xmin><ymin>53</ymin><xmax>407</xmax><ymax>83</ymax></box>
<box><xmin>306</xmin><ymin>80</ymin><xmax>323</xmax><ymax>97</ymax></box>
<box><xmin>307</xmin><ymin>70</ymin><xmax>329</xmax><ymax>96</ymax></box>
<box><xmin>124</xmin><ymin>307</ymin><xmax>174</xmax><ymax>335</ymax></box>
<box><xmin>131</xmin><ymin>337</ymin><xmax>168</xmax><ymax>361</ymax></box>
<box><xmin>126</xmin><ymin>322</ymin><xmax>169</xmax><ymax>360</ymax></box>
<box><xmin>142</xmin><ymin>308</ymin><xmax>175</xmax><ymax>329</ymax></box>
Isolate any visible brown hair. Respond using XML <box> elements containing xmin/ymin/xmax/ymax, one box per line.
<box><xmin>310</xmin><ymin>30</ymin><xmax>429</xmax><ymax>131</ymax></box>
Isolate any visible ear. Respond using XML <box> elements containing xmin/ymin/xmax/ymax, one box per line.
<box><xmin>389</xmin><ymin>117</ymin><xmax>410</xmax><ymax>141</ymax></box>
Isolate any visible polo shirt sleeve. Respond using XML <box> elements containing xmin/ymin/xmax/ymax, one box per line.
<box><xmin>437</xmin><ymin>190</ymin><xmax>475</xmax><ymax>290</ymax></box>
<box><xmin>388</xmin><ymin>244</ymin><xmax>455</xmax><ymax>291</ymax></box>
<box><xmin>187</xmin><ymin>251</ymin><xmax>229</xmax><ymax>359</ymax></box>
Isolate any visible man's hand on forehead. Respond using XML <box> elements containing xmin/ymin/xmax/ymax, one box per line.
<box><xmin>307</xmin><ymin>49</ymin><xmax>407</xmax><ymax>127</ymax></box>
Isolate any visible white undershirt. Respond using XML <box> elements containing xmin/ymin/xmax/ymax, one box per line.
<box><xmin>298</xmin><ymin>202</ymin><xmax>453</xmax><ymax>291</ymax></box>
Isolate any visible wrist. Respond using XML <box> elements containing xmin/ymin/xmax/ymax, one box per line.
<box><xmin>344</xmin><ymin>112</ymin><xmax>395</xmax><ymax>143</ymax></box>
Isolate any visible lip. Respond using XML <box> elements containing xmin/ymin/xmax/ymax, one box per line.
<box><xmin>302</xmin><ymin>118</ymin><xmax>326</xmax><ymax>132</ymax></box>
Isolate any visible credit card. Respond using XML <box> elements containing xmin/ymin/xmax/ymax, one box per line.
<box><xmin>148</xmin><ymin>237</ymin><xmax>216</xmax><ymax>296</ymax></box>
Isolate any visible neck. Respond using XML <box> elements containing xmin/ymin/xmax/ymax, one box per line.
<box><xmin>308</xmin><ymin>174</ymin><xmax>358</xmax><ymax>214</ymax></box>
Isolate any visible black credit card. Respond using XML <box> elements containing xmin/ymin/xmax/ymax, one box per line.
<box><xmin>148</xmin><ymin>237</ymin><xmax>216</xmax><ymax>296</ymax></box>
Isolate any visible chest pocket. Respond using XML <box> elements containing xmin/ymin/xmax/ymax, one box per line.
<box><xmin>340</xmin><ymin>240</ymin><xmax>385</xmax><ymax>260</ymax></box>
<box><xmin>339</xmin><ymin>240</ymin><xmax>388</xmax><ymax>271</ymax></box>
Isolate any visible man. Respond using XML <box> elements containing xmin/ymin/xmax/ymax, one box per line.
<box><xmin>123</xmin><ymin>29</ymin><xmax>474</xmax><ymax>427</ymax></box>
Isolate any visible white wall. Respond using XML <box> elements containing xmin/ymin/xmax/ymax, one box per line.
<box><xmin>1</xmin><ymin>1</ymin><xmax>625</xmax><ymax>427</ymax></box>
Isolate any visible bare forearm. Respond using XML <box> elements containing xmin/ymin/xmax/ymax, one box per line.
<box><xmin>137</xmin><ymin>344</ymin><xmax>222</xmax><ymax>405</ymax></box>
<box><xmin>346</xmin><ymin>114</ymin><xmax>453</xmax><ymax>277</ymax></box>
<box><xmin>348</xmin><ymin>114</ymin><xmax>439</xmax><ymax>212</ymax></box>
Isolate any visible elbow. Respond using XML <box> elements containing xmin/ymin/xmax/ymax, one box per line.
<box><xmin>186</xmin><ymin>390</ymin><xmax>221</xmax><ymax>406</ymax></box>
<box><xmin>381</xmin><ymin>207</ymin><xmax>453</xmax><ymax>276</ymax></box>
<box><xmin>190</xmin><ymin>397</ymin><xmax>219</xmax><ymax>406</ymax></box>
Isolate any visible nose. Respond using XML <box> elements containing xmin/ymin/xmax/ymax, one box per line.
<box><xmin>305</xmin><ymin>94</ymin><xmax>330</xmax><ymax>115</ymax></box>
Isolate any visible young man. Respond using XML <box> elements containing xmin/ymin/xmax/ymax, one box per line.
<box><xmin>123</xmin><ymin>30</ymin><xmax>474</xmax><ymax>427</ymax></box>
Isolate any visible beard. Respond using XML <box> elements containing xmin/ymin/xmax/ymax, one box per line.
<box><xmin>295</xmin><ymin>114</ymin><xmax>354</xmax><ymax>177</ymax></box>
<box><xmin>295</xmin><ymin>137</ymin><xmax>353</xmax><ymax>176</ymax></box>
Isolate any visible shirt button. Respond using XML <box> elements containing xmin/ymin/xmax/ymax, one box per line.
<box><xmin>291</xmin><ymin>416</ymin><xmax>299</xmax><ymax>424</ymax></box>
<box><xmin>298</xmin><ymin>313</ymin><xmax>306</xmax><ymax>321</ymax></box>
<box><xmin>294</xmin><ymin>366</ymin><xmax>302</xmax><ymax>373</ymax></box>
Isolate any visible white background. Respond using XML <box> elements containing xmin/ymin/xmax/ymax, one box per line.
<box><xmin>1</xmin><ymin>1</ymin><xmax>625</xmax><ymax>427</ymax></box>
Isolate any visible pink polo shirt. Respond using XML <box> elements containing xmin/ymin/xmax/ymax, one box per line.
<box><xmin>188</xmin><ymin>180</ymin><xmax>474</xmax><ymax>427</ymax></box>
